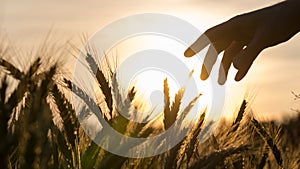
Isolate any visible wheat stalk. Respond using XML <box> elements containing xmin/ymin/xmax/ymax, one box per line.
<box><xmin>52</xmin><ymin>84</ymin><xmax>79</xmax><ymax>147</ymax></box>
<box><xmin>0</xmin><ymin>58</ymin><xmax>24</xmax><ymax>80</ymax></box>
<box><xmin>232</xmin><ymin>100</ymin><xmax>247</xmax><ymax>132</ymax></box>
<box><xmin>257</xmin><ymin>143</ymin><xmax>270</xmax><ymax>169</ymax></box>
<box><xmin>251</xmin><ymin>117</ymin><xmax>283</xmax><ymax>167</ymax></box>
<box><xmin>177</xmin><ymin>111</ymin><xmax>206</xmax><ymax>168</ymax></box>
<box><xmin>164</xmin><ymin>88</ymin><xmax>184</xmax><ymax>130</ymax></box>
<box><xmin>189</xmin><ymin>145</ymin><xmax>249</xmax><ymax>169</ymax></box>
<box><xmin>86</xmin><ymin>53</ymin><xmax>113</xmax><ymax>115</ymax></box>
<box><xmin>163</xmin><ymin>78</ymin><xmax>171</xmax><ymax>130</ymax></box>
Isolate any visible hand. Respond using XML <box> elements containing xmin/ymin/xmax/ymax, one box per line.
<box><xmin>184</xmin><ymin>1</ymin><xmax>300</xmax><ymax>84</ymax></box>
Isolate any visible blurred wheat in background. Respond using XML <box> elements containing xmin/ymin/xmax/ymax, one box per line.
<box><xmin>0</xmin><ymin>40</ymin><xmax>299</xmax><ymax>169</ymax></box>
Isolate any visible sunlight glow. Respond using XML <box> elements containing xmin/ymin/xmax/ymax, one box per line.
<box><xmin>104</xmin><ymin>34</ymin><xmax>220</xmax><ymax>122</ymax></box>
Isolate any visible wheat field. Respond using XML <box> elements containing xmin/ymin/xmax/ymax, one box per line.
<box><xmin>0</xmin><ymin>42</ymin><xmax>299</xmax><ymax>169</ymax></box>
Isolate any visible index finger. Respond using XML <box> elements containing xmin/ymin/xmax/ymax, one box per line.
<box><xmin>184</xmin><ymin>34</ymin><xmax>210</xmax><ymax>57</ymax></box>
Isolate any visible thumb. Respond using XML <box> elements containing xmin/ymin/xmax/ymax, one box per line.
<box><xmin>233</xmin><ymin>40</ymin><xmax>263</xmax><ymax>81</ymax></box>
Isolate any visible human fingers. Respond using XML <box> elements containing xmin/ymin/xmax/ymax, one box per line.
<box><xmin>218</xmin><ymin>41</ymin><xmax>244</xmax><ymax>85</ymax></box>
<box><xmin>184</xmin><ymin>19</ymin><xmax>236</xmax><ymax>57</ymax></box>
<box><xmin>233</xmin><ymin>39</ymin><xmax>263</xmax><ymax>81</ymax></box>
<box><xmin>200</xmin><ymin>44</ymin><xmax>218</xmax><ymax>80</ymax></box>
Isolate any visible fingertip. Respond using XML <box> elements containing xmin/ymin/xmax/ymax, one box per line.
<box><xmin>218</xmin><ymin>74</ymin><xmax>227</xmax><ymax>85</ymax></box>
<box><xmin>200</xmin><ymin>67</ymin><xmax>209</xmax><ymax>80</ymax></box>
<box><xmin>218</xmin><ymin>78</ymin><xmax>226</xmax><ymax>85</ymax></box>
<box><xmin>234</xmin><ymin>70</ymin><xmax>245</xmax><ymax>81</ymax></box>
<box><xmin>184</xmin><ymin>48</ymin><xmax>196</xmax><ymax>57</ymax></box>
<box><xmin>200</xmin><ymin>73</ymin><xmax>208</xmax><ymax>80</ymax></box>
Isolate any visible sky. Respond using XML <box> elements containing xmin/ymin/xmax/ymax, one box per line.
<box><xmin>1</xmin><ymin>0</ymin><xmax>300</xmax><ymax>121</ymax></box>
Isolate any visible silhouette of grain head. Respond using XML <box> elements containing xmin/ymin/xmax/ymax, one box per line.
<box><xmin>163</xmin><ymin>78</ymin><xmax>184</xmax><ymax>130</ymax></box>
<box><xmin>86</xmin><ymin>53</ymin><xmax>113</xmax><ymax>116</ymax></box>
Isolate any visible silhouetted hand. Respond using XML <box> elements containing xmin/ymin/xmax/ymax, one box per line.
<box><xmin>184</xmin><ymin>0</ymin><xmax>300</xmax><ymax>84</ymax></box>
